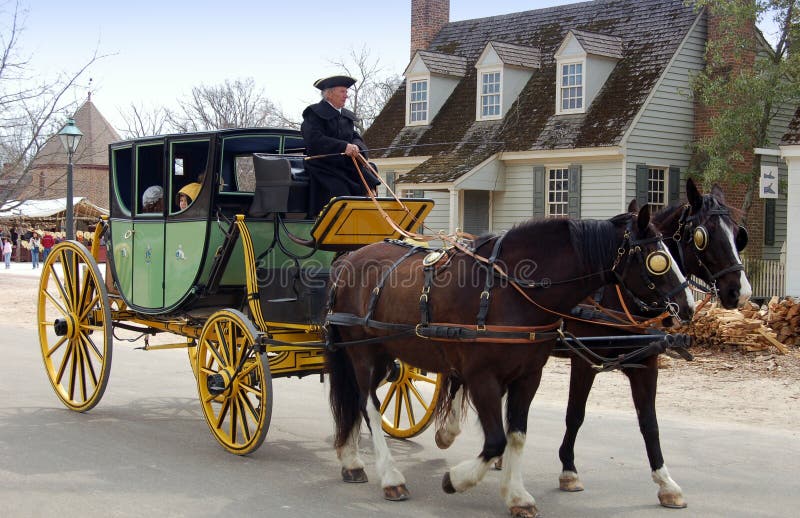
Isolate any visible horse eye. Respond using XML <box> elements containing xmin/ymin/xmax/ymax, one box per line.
<box><xmin>735</xmin><ymin>226</ymin><xmax>748</xmax><ymax>252</ymax></box>
<box><xmin>646</xmin><ymin>251</ymin><xmax>671</xmax><ymax>276</ymax></box>
<box><xmin>693</xmin><ymin>226</ymin><xmax>708</xmax><ymax>251</ymax></box>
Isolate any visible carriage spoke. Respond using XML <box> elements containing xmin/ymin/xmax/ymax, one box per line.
<box><xmin>238</xmin><ymin>390</ymin><xmax>260</xmax><ymax>421</ymax></box>
<box><xmin>76</xmin><ymin>336</ymin><xmax>88</xmax><ymax>402</ymax></box>
<box><xmin>78</xmin><ymin>294</ymin><xmax>101</xmax><ymax>321</ymax></box>
<box><xmin>409</xmin><ymin>370</ymin><xmax>437</xmax><ymax>384</ymax></box>
<box><xmin>406</xmin><ymin>379</ymin><xmax>428</xmax><ymax>407</ymax></box>
<box><xmin>45</xmin><ymin>335</ymin><xmax>68</xmax><ymax>359</ymax></box>
<box><xmin>79</xmin><ymin>334</ymin><xmax>100</xmax><ymax>387</ymax></box>
<box><xmin>236</xmin><ymin>394</ymin><xmax>253</xmax><ymax>442</ymax></box>
<box><xmin>43</xmin><ymin>288</ymin><xmax>70</xmax><ymax>318</ymax></box>
<box><xmin>401</xmin><ymin>385</ymin><xmax>417</xmax><ymax>425</ymax></box>
<box><xmin>379</xmin><ymin>383</ymin><xmax>398</xmax><ymax>414</ymax></box>
<box><xmin>68</xmin><ymin>339</ymin><xmax>79</xmax><ymax>400</ymax></box>
<box><xmin>393</xmin><ymin>385</ymin><xmax>402</xmax><ymax>428</ymax></box>
<box><xmin>54</xmin><ymin>339</ymin><xmax>76</xmax><ymax>385</ymax></box>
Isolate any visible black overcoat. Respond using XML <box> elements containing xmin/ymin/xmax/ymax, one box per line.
<box><xmin>301</xmin><ymin>100</ymin><xmax>380</xmax><ymax>214</ymax></box>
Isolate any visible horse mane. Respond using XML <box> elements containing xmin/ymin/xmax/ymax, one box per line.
<box><xmin>506</xmin><ymin>215</ymin><xmax>627</xmax><ymax>275</ymax></box>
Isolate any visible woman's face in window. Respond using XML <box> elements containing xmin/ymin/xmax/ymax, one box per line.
<box><xmin>179</xmin><ymin>194</ymin><xmax>190</xmax><ymax>210</ymax></box>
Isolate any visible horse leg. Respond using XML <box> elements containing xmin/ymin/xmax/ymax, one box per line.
<box><xmin>625</xmin><ymin>356</ymin><xmax>686</xmax><ymax>508</ymax></box>
<box><xmin>557</xmin><ymin>356</ymin><xmax>598</xmax><ymax>492</ymax></box>
<box><xmin>435</xmin><ymin>382</ymin><xmax>465</xmax><ymax>450</ymax></box>
<box><xmin>442</xmin><ymin>377</ymin><xmax>505</xmax><ymax>496</ymax></box>
<box><xmin>338</xmin><ymin>415</ymin><xmax>368</xmax><ymax>483</ymax></box>
<box><xmin>499</xmin><ymin>376</ymin><xmax>541</xmax><ymax>518</ymax></box>
<box><xmin>365</xmin><ymin>396</ymin><xmax>410</xmax><ymax>501</ymax></box>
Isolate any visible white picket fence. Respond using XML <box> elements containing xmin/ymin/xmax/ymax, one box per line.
<box><xmin>743</xmin><ymin>258</ymin><xmax>785</xmax><ymax>299</ymax></box>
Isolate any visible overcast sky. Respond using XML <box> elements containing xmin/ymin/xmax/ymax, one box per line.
<box><xmin>13</xmin><ymin>0</ymin><xmax>780</xmax><ymax>132</ymax></box>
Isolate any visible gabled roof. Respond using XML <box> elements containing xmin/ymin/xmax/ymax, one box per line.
<box><xmin>364</xmin><ymin>0</ymin><xmax>701</xmax><ymax>184</ymax></box>
<box><xmin>409</xmin><ymin>50</ymin><xmax>469</xmax><ymax>77</ymax></box>
<box><xmin>485</xmin><ymin>41</ymin><xmax>541</xmax><ymax>69</ymax></box>
<box><xmin>32</xmin><ymin>98</ymin><xmax>120</xmax><ymax>168</ymax></box>
<box><xmin>569</xmin><ymin>29</ymin><xmax>624</xmax><ymax>59</ymax></box>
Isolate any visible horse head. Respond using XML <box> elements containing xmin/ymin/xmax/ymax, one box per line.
<box><xmin>680</xmin><ymin>179</ymin><xmax>752</xmax><ymax>309</ymax></box>
<box><xmin>609</xmin><ymin>205</ymin><xmax>695</xmax><ymax>323</ymax></box>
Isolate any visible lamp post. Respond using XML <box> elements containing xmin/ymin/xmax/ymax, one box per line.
<box><xmin>57</xmin><ymin>118</ymin><xmax>83</xmax><ymax>240</ymax></box>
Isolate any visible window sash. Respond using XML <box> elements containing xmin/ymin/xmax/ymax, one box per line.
<box><xmin>546</xmin><ymin>167</ymin><xmax>569</xmax><ymax>218</ymax></box>
<box><xmin>480</xmin><ymin>72</ymin><xmax>501</xmax><ymax>117</ymax></box>
<box><xmin>647</xmin><ymin>167</ymin><xmax>667</xmax><ymax>210</ymax></box>
<box><xmin>560</xmin><ymin>62</ymin><xmax>583</xmax><ymax>111</ymax></box>
<box><xmin>409</xmin><ymin>80</ymin><xmax>428</xmax><ymax>123</ymax></box>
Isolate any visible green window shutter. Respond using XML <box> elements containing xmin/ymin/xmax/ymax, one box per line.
<box><xmin>635</xmin><ymin>164</ymin><xmax>648</xmax><ymax>208</ymax></box>
<box><xmin>668</xmin><ymin>165</ymin><xmax>681</xmax><ymax>204</ymax></box>
<box><xmin>567</xmin><ymin>164</ymin><xmax>582</xmax><ymax>219</ymax></box>
<box><xmin>765</xmin><ymin>198</ymin><xmax>775</xmax><ymax>246</ymax></box>
<box><xmin>533</xmin><ymin>166</ymin><xmax>545</xmax><ymax>218</ymax></box>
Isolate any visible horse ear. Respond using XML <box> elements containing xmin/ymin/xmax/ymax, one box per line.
<box><xmin>711</xmin><ymin>183</ymin><xmax>726</xmax><ymax>204</ymax></box>
<box><xmin>627</xmin><ymin>199</ymin><xmax>639</xmax><ymax>213</ymax></box>
<box><xmin>686</xmin><ymin>178</ymin><xmax>703</xmax><ymax>212</ymax></box>
<box><xmin>637</xmin><ymin>203</ymin><xmax>651</xmax><ymax>233</ymax></box>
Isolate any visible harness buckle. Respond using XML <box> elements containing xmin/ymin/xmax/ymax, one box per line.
<box><xmin>476</xmin><ymin>324</ymin><xmax>486</xmax><ymax>332</ymax></box>
<box><xmin>419</xmin><ymin>293</ymin><xmax>428</xmax><ymax>302</ymax></box>
<box><xmin>480</xmin><ymin>290</ymin><xmax>490</xmax><ymax>300</ymax></box>
<box><xmin>415</xmin><ymin>324</ymin><xmax>428</xmax><ymax>338</ymax></box>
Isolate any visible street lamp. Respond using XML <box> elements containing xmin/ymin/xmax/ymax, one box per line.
<box><xmin>57</xmin><ymin>118</ymin><xmax>83</xmax><ymax>240</ymax></box>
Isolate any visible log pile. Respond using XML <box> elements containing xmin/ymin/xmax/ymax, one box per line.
<box><xmin>678</xmin><ymin>297</ymin><xmax>799</xmax><ymax>354</ymax></box>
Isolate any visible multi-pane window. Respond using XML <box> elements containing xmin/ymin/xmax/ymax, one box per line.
<box><xmin>560</xmin><ymin>62</ymin><xmax>583</xmax><ymax>111</ymax></box>
<box><xmin>481</xmin><ymin>72</ymin><xmax>501</xmax><ymax>117</ymax></box>
<box><xmin>409</xmin><ymin>80</ymin><xmax>428</xmax><ymax>123</ymax></box>
<box><xmin>647</xmin><ymin>167</ymin><xmax>667</xmax><ymax>210</ymax></box>
<box><xmin>547</xmin><ymin>167</ymin><xmax>569</xmax><ymax>217</ymax></box>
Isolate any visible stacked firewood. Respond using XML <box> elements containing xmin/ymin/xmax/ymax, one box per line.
<box><xmin>677</xmin><ymin>297</ymin><xmax>799</xmax><ymax>354</ymax></box>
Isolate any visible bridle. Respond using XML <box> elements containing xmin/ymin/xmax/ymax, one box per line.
<box><xmin>610</xmin><ymin>219</ymin><xmax>689</xmax><ymax>318</ymax></box>
<box><xmin>670</xmin><ymin>203</ymin><xmax>747</xmax><ymax>294</ymax></box>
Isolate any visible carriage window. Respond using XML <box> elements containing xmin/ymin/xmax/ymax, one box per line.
<box><xmin>170</xmin><ymin>139</ymin><xmax>209</xmax><ymax>213</ymax></box>
<box><xmin>112</xmin><ymin>146</ymin><xmax>133</xmax><ymax>215</ymax></box>
<box><xmin>220</xmin><ymin>135</ymin><xmax>281</xmax><ymax>192</ymax></box>
<box><xmin>136</xmin><ymin>142</ymin><xmax>165</xmax><ymax>215</ymax></box>
<box><xmin>546</xmin><ymin>167</ymin><xmax>569</xmax><ymax>218</ymax></box>
<box><xmin>647</xmin><ymin>167</ymin><xmax>667</xmax><ymax>211</ymax></box>
<box><xmin>283</xmin><ymin>136</ymin><xmax>305</xmax><ymax>155</ymax></box>
<box><xmin>235</xmin><ymin>156</ymin><xmax>256</xmax><ymax>192</ymax></box>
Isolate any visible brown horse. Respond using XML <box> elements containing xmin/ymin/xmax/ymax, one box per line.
<box><xmin>434</xmin><ymin>180</ymin><xmax>750</xmax><ymax>509</ymax></box>
<box><xmin>325</xmin><ymin>207</ymin><xmax>695</xmax><ymax>518</ymax></box>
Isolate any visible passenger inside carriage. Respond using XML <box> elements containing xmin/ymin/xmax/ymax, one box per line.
<box><xmin>177</xmin><ymin>182</ymin><xmax>202</xmax><ymax>211</ymax></box>
<box><xmin>141</xmin><ymin>185</ymin><xmax>164</xmax><ymax>213</ymax></box>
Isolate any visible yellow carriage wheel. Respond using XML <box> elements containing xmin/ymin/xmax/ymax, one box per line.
<box><xmin>378</xmin><ymin>361</ymin><xmax>442</xmax><ymax>439</ymax></box>
<box><xmin>196</xmin><ymin>309</ymin><xmax>272</xmax><ymax>455</ymax></box>
<box><xmin>37</xmin><ymin>241</ymin><xmax>112</xmax><ymax>412</ymax></box>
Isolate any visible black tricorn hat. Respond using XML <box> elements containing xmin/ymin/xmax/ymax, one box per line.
<box><xmin>313</xmin><ymin>75</ymin><xmax>357</xmax><ymax>90</ymax></box>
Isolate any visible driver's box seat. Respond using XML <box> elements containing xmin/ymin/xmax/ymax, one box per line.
<box><xmin>248</xmin><ymin>154</ymin><xmax>309</xmax><ymax>217</ymax></box>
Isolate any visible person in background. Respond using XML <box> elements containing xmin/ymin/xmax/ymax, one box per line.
<box><xmin>41</xmin><ymin>231</ymin><xmax>55</xmax><ymax>262</ymax></box>
<box><xmin>301</xmin><ymin>75</ymin><xmax>380</xmax><ymax>215</ymax></box>
<box><xmin>29</xmin><ymin>231</ymin><xmax>41</xmax><ymax>269</ymax></box>
<box><xmin>2</xmin><ymin>237</ymin><xmax>12</xmax><ymax>269</ymax></box>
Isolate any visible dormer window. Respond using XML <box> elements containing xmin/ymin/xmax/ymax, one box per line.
<box><xmin>475</xmin><ymin>42</ymin><xmax>540</xmax><ymax>122</ymax></box>
<box><xmin>404</xmin><ymin>50</ymin><xmax>468</xmax><ymax>127</ymax></box>
<box><xmin>559</xmin><ymin>62</ymin><xmax>584</xmax><ymax>112</ymax></box>
<box><xmin>480</xmin><ymin>71</ymin><xmax>501</xmax><ymax>118</ymax></box>
<box><xmin>409</xmin><ymin>79</ymin><xmax>429</xmax><ymax>123</ymax></box>
<box><xmin>555</xmin><ymin>30</ymin><xmax>622</xmax><ymax>116</ymax></box>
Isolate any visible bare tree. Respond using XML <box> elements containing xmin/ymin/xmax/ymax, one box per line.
<box><xmin>329</xmin><ymin>45</ymin><xmax>402</xmax><ymax>133</ymax></box>
<box><xmin>167</xmin><ymin>77</ymin><xmax>298</xmax><ymax>132</ymax></box>
<box><xmin>0</xmin><ymin>0</ymin><xmax>102</xmax><ymax>203</ymax></box>
<box><xmin>116</xmin><ymin>102</ymin><xmax>172</xmax><ymax>139</ymax></box>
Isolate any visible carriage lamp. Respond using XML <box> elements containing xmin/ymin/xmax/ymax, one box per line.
<box><xmin>57</xmin><ymin>118</ymin><xmax>83</xmax><ymax>240</ymax></box>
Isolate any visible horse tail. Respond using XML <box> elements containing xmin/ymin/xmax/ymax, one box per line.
<box><xmin>434</xmin><ymin>373</ymin><xmax>468</xmax><ymax>429</ymax></box>
<box><xmin>325</xmin><ymin>346</ymin><xmax>361</xmax><ymax>449</ymax></box>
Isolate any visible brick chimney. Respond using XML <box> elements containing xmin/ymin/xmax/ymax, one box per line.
<box><xmin>693</xmin><ymin>3</ymin><xmax>762</xmax><ymax>253</ymax></box>
<box><xmin>411</xmin><ymin>0</ymin><xmax>449</xmax><ymax>58</ymax></box>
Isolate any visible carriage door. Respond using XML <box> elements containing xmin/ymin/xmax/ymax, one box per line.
<box><xmin>131</xmin><ymin>141</ymin><xmax>166</xmax><ymax>308</ymax></box>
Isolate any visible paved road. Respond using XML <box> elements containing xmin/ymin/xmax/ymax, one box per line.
<box><xmin>1</xmin><ymin>324</ymin><xmax>796</xmax><ymax>518</ymax></box>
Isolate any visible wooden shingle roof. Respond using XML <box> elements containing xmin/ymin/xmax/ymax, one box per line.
<box><xmin>570</xmin><ymin>29</ymin><xmax>624</xmax><ymax>59</ymax></box>
<box><xmin>414</xmin><ymin>50</ymin><xmax>469</xmax><ymax>77</ymax></box>
<box><xmin>364</xmin><ymin>0</ymin><xmax>700</xmax><ymax>184</ymax></box>
<box><xmin>488</xmin><ymin>41</ymin><xmax>541</xmax><ymax>69</ymax></box>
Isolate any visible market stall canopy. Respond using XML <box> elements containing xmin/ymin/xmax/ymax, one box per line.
<box><xmin>0</xmin><ymin>197</ymin><xmax>108</xmax><ymax>220</ymax></box>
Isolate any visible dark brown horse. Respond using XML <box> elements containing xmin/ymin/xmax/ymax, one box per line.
<box><xmin>434</xmin><ymin>180</ymin><xmax>750</xmax><ymax>509</ymax></box>
<box><xmin>325</xmin><ymin>207</ymin><xmax>695</xmax><ymax>518</ymax></box>
<box><xmin>554</xmin><ymin>180</ymin><xmax>750</xmax><ymax>507</ymax></box>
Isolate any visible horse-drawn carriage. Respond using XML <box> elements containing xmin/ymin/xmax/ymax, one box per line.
<box><xmin>37</xmin><ymin>127</ymin><xmax>441</xmax><ymax>454</ymax></box>
<box><xmin>36</xmin><ymin>126</ymin><xmax>750</xmax><ymax>517</ymax></box>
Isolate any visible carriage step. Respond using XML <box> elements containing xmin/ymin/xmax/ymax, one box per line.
<box><xmin>267</xmin><ymin>297</ymin><xmax>298</xmax><ymax>303</ymax></box>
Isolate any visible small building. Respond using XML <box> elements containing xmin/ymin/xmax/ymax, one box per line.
<box><xmin>780</xmin><ymin>108</ymin><xmax>800</xmax><ymax>296</ymax></box>
<box><xmin>365</xmin><ymin>0</ymin><xmax>794</xmax><ymax>270</ymax></box>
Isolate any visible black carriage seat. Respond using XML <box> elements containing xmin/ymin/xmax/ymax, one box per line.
<box><xmin>248</xmin><ymin>154</ymin><xmax>309</xmax><ymax>217</ymax></box>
